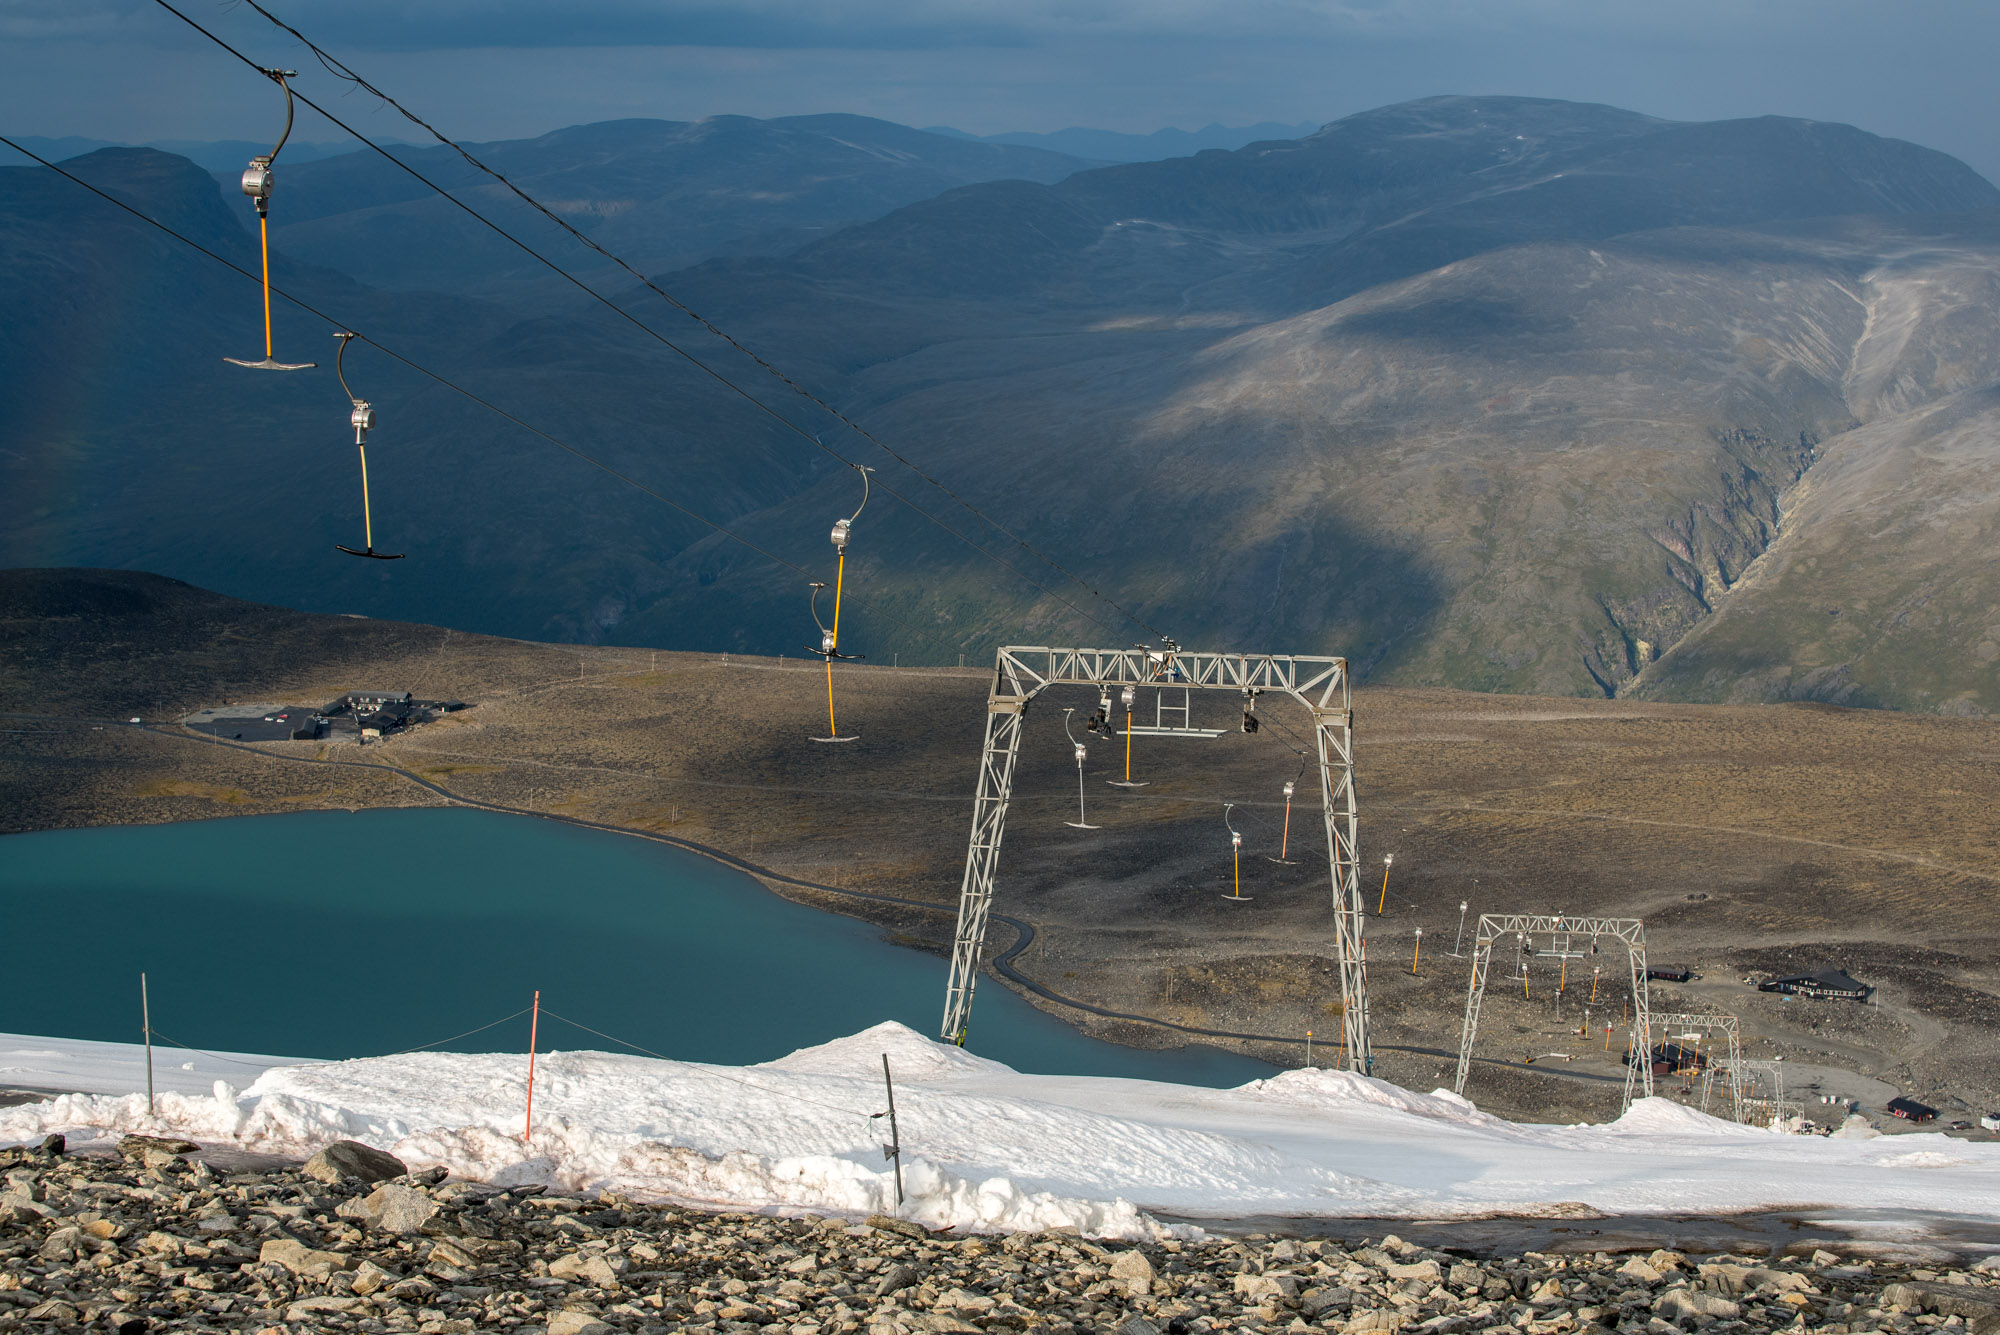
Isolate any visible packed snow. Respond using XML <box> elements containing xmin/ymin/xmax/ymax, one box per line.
<box><xmin>6</xmin><ymin>1022</ymin><xmax>1999</xmax><ymax>1239</ymax></box>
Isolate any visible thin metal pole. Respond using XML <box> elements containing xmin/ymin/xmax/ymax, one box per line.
<box><xmin>881</xmin><ymin>1054</ymin><xmax>904</xmax><ymax>1206</ymax></box>
<box><xmin>1452</xmin><ymin>901</ymin><xmax>1467</xmax><ymax>956</ymax></box>
<box><xmin>1305</xmin><ymin>1031</ymin><xmax>1312</xmax><ymax>1068</ymax></box>
<box><xmin>259</xmin><ymin>214</ymin><xmax>274</xmax><ymax>359</ymax></box>
<box><xmin>358</xmin><ymin>444</ymin><xmax>375</xmax><ymax>548</ymax></box>
<box><xmin>523</xmin><ymin>990</ymin><xmax>540</xmax><ymax>1143</ymax></box>
<box><xmin>1279</xmin><ymin>791</ymin><xmax>1292</xmax><ymax>860</ymax></box>
<box><xmin>141</xmin><ymin>972</ymin><xmax>154</xmax><ymax>1117</ymax></box>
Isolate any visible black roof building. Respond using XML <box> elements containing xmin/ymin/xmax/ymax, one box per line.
<box><xmin>1646</xmin><ymin>966</ymin><xmax>1693</xmax><ymax>983</ymax></box>
<box><xmin>1758</xmin><ymin>968</ymin><xmax>1870</xmax><ymax>1001</ymax></box>
<box><xmin>1887</xmin><ymin>1097</ymin><xmax>1937</xmax><ymax>1122</ymax></box>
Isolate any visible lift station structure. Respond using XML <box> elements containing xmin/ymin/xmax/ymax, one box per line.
<box><xmin>1454</xmin><ymin>913</ymin><xmax>1654</xmax><ymax>1106</ymax></box>
<box><xmin>940</xmin><ymin>644</ymin><xmax>1368</xmax><ymax>1069</ymax></box>
<box><xmin>1646</xmin><ymin>1011</ymin><xmax>1748</xmax><ymax>1122</ymax></box>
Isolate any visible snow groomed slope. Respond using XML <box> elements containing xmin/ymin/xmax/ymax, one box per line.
<box><xmin>4</xmin><ymin>1023</ymin><xmax>1996</xmax><ymax>1238</ymax></box>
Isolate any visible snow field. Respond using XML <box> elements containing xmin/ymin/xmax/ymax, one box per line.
<box><xmin>5</xmin><ymin>1021</ymin><xmax>1999</xmax><ymax>1238</ymax></box>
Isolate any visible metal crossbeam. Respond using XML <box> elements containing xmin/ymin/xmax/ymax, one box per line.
<box><xmin>940</xmin><ymin>643</ymin><xmax>1369</xmax><ymax>1071</ymax></box>
<box><xmin>1650</xmin><ymin>1011</ymin><xmax>1747</xmax><ymax>1124</ymax></box>
<box><xmin>1454</xmin><ymin>912</ymin><xmax>1653</xmax><ymax>1107</ymax></box>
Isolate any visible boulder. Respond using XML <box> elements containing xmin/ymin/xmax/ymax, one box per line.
<box><xmin>549</xmin><ymin>1252</ymin><xmax>621</xmax><ymax>1288</ymax></box>
<box><xmin>547</xmin><ymin>1313</ymin><xmax>615</xmax><ymax>1335</ymax></box>
<box><xmin>1898</xmin><ymin>1280</ymin><xmax>2000</xmax><ymax>1333</ymax></box>
<box><xmin>117</xmin><ymin>1134</ymin><xmax>196</xmax><ymax>1158</ymax></box>
<box><xmin>1110</xmin><ymin>1248</ymin><xmax>1157</xmax><ymax>1296</ymax></box>
<box><xmin>302</xmin><ymin>1139</ymin><xmax>407</xmax><ymax>1185</ymax></box>
<box><xmin>868</xmin><ymin>1213</ymin><xmax>930</xmax><ymax>1240</ymax></box>
<box><xmin>1655</xmin><ymin>1288</ymin><xmax>1739</xmax><ymax>1322</ymax></box>
<box><xmin>259</xmin><ymin>1238</ymin><xmax>357</xmax><ymax>1278</ymax></box>
<box><xmin>1237</xmin><ymin>1272</ymin><xmax>1301</xmax><ymax>1302</ymax></box>
<box><xmin>350</xmin><ymin>1260</ymin><xmax>397</xmax><ymax>1295</ymax></box>
<box><xmin>875</xmin><ymin>1262</ymin><xmax>920</xmax><ymax>1296</ymax></box>
<box><xmin>336</xmin><ymin>1182</ymin><xmax>438</xmax><ymax>1234</ymax></box>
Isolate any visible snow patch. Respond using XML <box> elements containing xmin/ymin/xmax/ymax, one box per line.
<box><xmin>8</xmin><ymin>1023</ymin><xmax>2000</xmax><ymax>1232</ymax></box>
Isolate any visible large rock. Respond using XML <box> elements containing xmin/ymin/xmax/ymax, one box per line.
<box><xmin>867</xmin><ymin>1213</ymin><xmax>928</xmax><ymax>1239</ymax></box>
<box><xmin>547</xmin><ymin>1313</ymin><xmax>615</xmax><ymax>1335</ymax></box>
<box><xmin>549</xmin><ymin>1251</ymin><xmax>621</xmax><ymax>1288</ymax></box>
<box><xmin>302</xmin><ymin>1139</ymin><xmax>406</xmax><ymax>1185</ymax></box>
<box><xmin>874</xmin><ymin>1263</ymin><xmax>920</xmax><ymax>1296</ymax></box>
<box><xmin>1655</xmin><ymin>1288</ymin><xmax>1739</xmax><ymax>1322</ymax></box>
<box><xmin>1900</xmin><ymin>1280</ymin><xmax>2000</xmax><ymax>1333</ymax></box>
<box><xmin>1110</xmin><ymin>1248</ymin><xmax>1156</xmax><ymax>1296</ymax></box>
<box><xmin>336</xmin><ymin>1182</ymin><xmax>438</xmax><ymax>1234</ymax></box>
<box><xmin>260</xmin><ymin>1238</ymin><xmax>357</xmax><ymax>1278</ymax></box>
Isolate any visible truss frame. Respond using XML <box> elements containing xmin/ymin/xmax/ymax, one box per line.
<box><xmin>1650</xmin><ymin>1011</ymin><xmax>1746</xmax><ymax>1123</ymax></box>
<box><xmin>1453</xmin><ymin>912</ymin><xmax>1652</xmax><ymax>1106</ymax></box>
<box><xmin>940</xmin><ymin>645</ymin><xmax>1368</xmax><ymax>1068</ymax></box>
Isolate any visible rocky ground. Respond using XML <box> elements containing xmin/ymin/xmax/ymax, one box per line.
<box><xmin>6</xmin><ymin>1134</ymin><xmax>2000</xmax><ymax>1335</ymax></box>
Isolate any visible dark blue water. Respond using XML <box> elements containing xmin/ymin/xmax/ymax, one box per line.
<box><xmin>0</xmin><ymin>809</ymin><xmax>1272</xmax><ymax>1086</ymax></box>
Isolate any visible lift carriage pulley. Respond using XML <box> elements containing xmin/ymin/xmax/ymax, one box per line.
<box><xmin>1221</xmin><ymin>802</ymin><xmax>1250</xmax><ymax>902</ymax></box>
<box><xmin>331</xmin><ymin>333</ymin><xmax>403</xmax><ymax>560</ymax></box>
<box><xmin>224</xmin><ymin>69</ymin><xmax>316</xmax><ymax>372</ymax></box>
<box><xmin>1061</xmin><ymin>709</ymin><xmax>1100</xmax><ymax>830</ymax></box>
<box><xmin>809</xmin><ymin>464</ymin><xmax>872</xmax><ymax>743</ymax></box>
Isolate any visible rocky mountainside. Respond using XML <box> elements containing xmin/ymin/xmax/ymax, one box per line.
<box><xmin>9</xmin><ymin>97</ymin><xmax>2000</xmax><ymax>709</ymax></box>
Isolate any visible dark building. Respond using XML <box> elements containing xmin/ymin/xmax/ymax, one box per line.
<box><xmin>1886</xmin><ymin>1097</ymin><xmax>1937</xmax><ymax>1122</ymax></box>
<box><xmin>1646</xmin><ymin>966</ymin><xmax>1693</xmax><ymax>983</ymax></box>
<box><xmin>1758</xmin><ymin>969</ymin><xmax>1871</xmax><ymax>1001</ymax></box>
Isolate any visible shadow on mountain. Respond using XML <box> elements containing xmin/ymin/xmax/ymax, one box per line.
<box><xmin>1329</xmin><ymin>295</ymin><xmax>1577</xmax><ymax>349</ymax></box>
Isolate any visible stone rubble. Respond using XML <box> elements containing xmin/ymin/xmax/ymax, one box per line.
<box><xmin>1</xmin><ymin>1133</ymin><xmax>1997</xmax><ymax>1335</ymax></box>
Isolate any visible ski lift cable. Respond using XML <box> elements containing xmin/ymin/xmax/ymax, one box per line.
<box><xmin>153</xmin><ymin>0</ymin><xmax>1169</xmax><ymax>644</ymax></box>
<box><xmin>0</xmin><ymin>135</ymin><xmax>810</xmax><ymax>581</ymax></box>
<box><xmin>233</xmin><ymin>0</ymin><xmax>1169</xmax><ymax>642</ymax></box>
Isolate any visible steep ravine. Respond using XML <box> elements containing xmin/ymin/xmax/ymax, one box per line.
<box><xmin>1586</xmin><ymin>428</ymin><xmax>1825</xmax><ymax>696</ymax></box>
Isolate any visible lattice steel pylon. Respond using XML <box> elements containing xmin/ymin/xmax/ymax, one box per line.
<box><xmin>939</xmin><ymin>644</ymin><xmax>1368</xmax><ymax>1069</ymax></box>
<box><xmin>1453</xmin><ymin>913</ymin><xmax>1652</xmax><ymax>1107</ymax></box>
<box><xmin>1645</xmin><ymin>1011</ymin><xmax>1746</xmax><ymax>1123</ymax></box>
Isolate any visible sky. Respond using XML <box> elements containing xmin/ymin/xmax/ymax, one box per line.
<box><xmin>5</xmin><ymin>0</ymin><xmax>2000</xmax><ymax>183</ymax></box>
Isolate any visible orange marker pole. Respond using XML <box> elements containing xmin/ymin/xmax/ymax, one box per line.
<box><xmin>1280</xmin><ymin>793</ymin><xmax>1293</xmax><ymax>860</ymax></box>
<box><xmin>523</xmin><ymin>989</ymin><xmax>540</xmax><ymax>1143</ymax></box>
<box><xmin>1233</xmin><ymin>845</ymin><xmax>1241</xmax><ymax>899</ymax></box>
<box><xmin>1377</xmin><ymin>862</ymin><xmax>1392</xmax><ymax>916</ymax></box>
<box><xmin>1123</xmin><ymin>710</ymin><xmax>1134</xmax><ymax>780</ymax></box>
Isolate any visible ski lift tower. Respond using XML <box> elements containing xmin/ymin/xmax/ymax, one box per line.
<box><xmin>940</xmin><ymin>644</ymin><xmax>1368</xmax><ymax>1070</ymax></box>
<box><xmin>1644</xmin><ymin>1011</ymin><xmax>1747</xmax><ymax>1122</ymax></box>
<box><xmin>1454</xmin><ymin>913</ymin><xmax>1652</xmax><ymax>1106</ymax></box>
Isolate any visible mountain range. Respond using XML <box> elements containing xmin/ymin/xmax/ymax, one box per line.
<box><xmin>8</xmin><ymin>96</ymin><xmax>2000</xmax><ymax>713</ymax></box>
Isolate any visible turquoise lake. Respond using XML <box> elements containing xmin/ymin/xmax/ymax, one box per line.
<box><xmin>0</xmin><ymin>808</ymin><xmax>1273</xmax><ymax>1086</ymax></box>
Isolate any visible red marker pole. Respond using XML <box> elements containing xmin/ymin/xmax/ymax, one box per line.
<box><xmin>523</xmin><ymin>990</ymin><xmax>541</xmax><ymax>1144</ymax></box>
